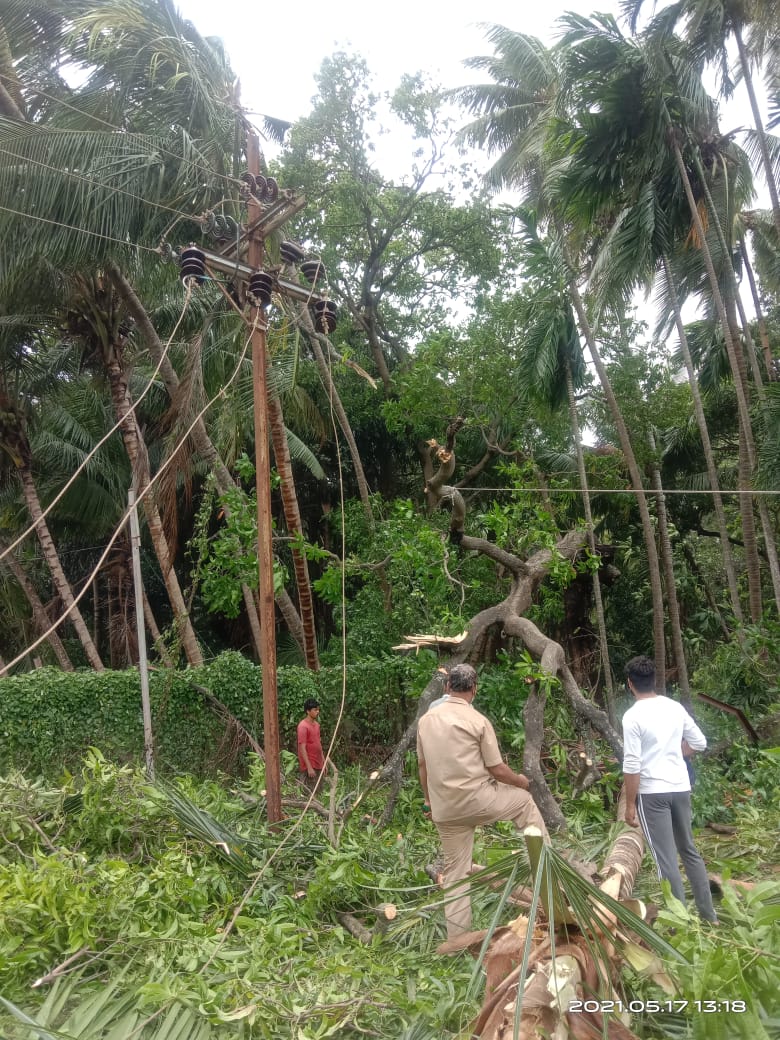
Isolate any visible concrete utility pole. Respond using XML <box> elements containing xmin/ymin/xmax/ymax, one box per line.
<box><xmin>129</xmin><ymin>487</ymin><xmax>155</xmax><ymax>780</ymax></box>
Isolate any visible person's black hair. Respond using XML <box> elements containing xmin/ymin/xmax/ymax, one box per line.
<box><xmin>447</xmin><ymin>663</ymin><xmax>477</xmax><ymax>693</ymax></box>
<box><xmin>625</xmin><ymin>655</ymin><xmax>655</xmax><ymax>694</ymax></box>
<box><xmin>303</xmin><ymin>698</ymin><xmax>320</xmax><ymax>712</ymax></box>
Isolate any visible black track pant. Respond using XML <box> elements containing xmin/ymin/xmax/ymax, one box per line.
<box><xmin>636</xmin><ymin>791</ymin><xmax>717</xmax><ymax>922</ymax></box>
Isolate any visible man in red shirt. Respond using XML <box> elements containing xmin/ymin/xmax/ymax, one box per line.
<box><xmin>297</xmin><ymin>698</ymin><xmax>325</xmax><ymax>790</ymax></box>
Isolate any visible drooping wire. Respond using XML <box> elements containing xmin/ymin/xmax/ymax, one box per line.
<box><xmin>0</xmin><ymin>281</ymin><xmax>194</xmax><ymax>566</ymax></box>
<box><xmin>0</xmin><ymin>311</ymin><xmax>257</xmax><ymax>677</ymax></box>
<box><xmin>0</xmin><ymin>203</ymin><xmax>160</xmax><ymax>254</ymax></box>
<box><xmin>0</xmin><ymin>71</ymin><xmax>251</xmax><ymax>193</ymax></box>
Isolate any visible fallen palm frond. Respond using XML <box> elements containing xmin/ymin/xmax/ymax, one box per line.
<box><xmin>0</xmin><ymin>970</ymin><xmax>212</xmax><ymax>1040</ymax></box>
<box><xmin>149</xmin><ymin>775</ymin><xmax>261</xmax><ymax>878</ymax></box>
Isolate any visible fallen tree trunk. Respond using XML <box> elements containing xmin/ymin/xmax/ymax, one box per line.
<box><xmin>377</xmin><ymin>427</ymin><xmax>623</xmax><ymax>831</ymax></box>
<box><xmin>438</xmin><ymin>798</ymin><xmax>652</xmax><ymax>1040</ymax></box>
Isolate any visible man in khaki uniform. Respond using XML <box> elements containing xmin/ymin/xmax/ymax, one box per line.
<box><xmin>417</xmin><ymin>663</ymin><xmax>548</xmax><ymax>939</ymax></box>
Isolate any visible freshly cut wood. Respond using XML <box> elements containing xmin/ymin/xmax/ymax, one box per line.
<box><xmin>446</xmin><ymin>792</ymin><xmax>654</xmax><ymax>1038</ymax></box>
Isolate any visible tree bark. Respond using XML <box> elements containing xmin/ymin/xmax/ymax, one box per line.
<box><xmin>1</xmin><ymin>550</ymin><xmax>74</xmax><ymax>671</ymax></box>
<box><xmin>662</xmin><ymin>255</ymin><xmax>744</xmax><ymax>623</ymax></box>
<box><xmin>566</xmin><ymin>358</ymin><xmax>615</xmax><ymax>719</ymax></box>
<box><xmin>670</xmin><ymin>136</ymin><xmax>764</xmax><ymax>621</ymax></box>
<box><xmin>106</xmin><ymin>360</ymin><xmax>203</xmax><ymax>666</ymax></box>
<box><xmin>648</xmin><ymin>438</ymin><xmax>689</xmax><ymax>699</ymax></box>
<box><xmin>567</xmin><ymin>278</ymin><xmax>666</xmax><ymax>689</ymax></box>
<box><xmin>522</xmin><ymin>682</ymin><xmax>568</xmax><ymax>832</ymax></box>
<box><xmin>19</xmin><ymin>467</ymin><xmax>104</xmax><ymax>671</ymax></box>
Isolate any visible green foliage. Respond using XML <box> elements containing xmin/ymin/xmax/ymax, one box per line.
<box><xmin>0</xmin><ymin>757</ymin><xmax>472</xmax><ymax>1038</ymax></box>
<box><xmin>635</xmin><ymin>876</ymin><xmax>780</xmax><ymax>1039</ymax></box>
<box><xmin>692</xmin><ymin>624</ymin><xmax>780</xmax><ymax>713</ymax></box>
<box><xmin>0</xmin><ymin>651</ymin><xmax>421</xmax><ymax>777</ymax></box>
<box><xmin>691</xmin><ymin>743</ymin><xmax>780</xmax><ymax>828</ymax></box>
<box><xmin>189</xmin><ymin>478</ymin><xmax>285</xmax><ymax>620</ymax></box>
<box><xmin>317</xmin><ymin>498</ymin><xmax>499</xmax><ymax>660</ymax></box>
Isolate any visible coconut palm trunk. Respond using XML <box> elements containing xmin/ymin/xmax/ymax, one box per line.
<box><xmin>106</xmin><ymin>360</ymin><xmax>203</xmax><ymax>666</ymax></box>
<box><xmin>648</xmin><ymin>433</ymin><xmax>690</xmax><ymax>700</ymax></box>
<box><xmin>18</xmin><ymin>467</ymin><xmax>104</xmax><ymax>671</ymax></box>
<box><xmin>669</xmin><ymin>134</ymin><xmax>765</xmax><ymax>620</ymax></box>
<box><xmin>1</xmin><ymin>549</ymin><xmax>74</xmax><ymax>671</ymax></box>
<box><xmin>567</xmin><ymin>278</ymin><xmax>667</xmax><ymax>688</ymax></box>
<box><xmin>565</xmin><ymin>359</ymin><xmax>615</xmax><ymax>720</ymax></box>
<box><xmin>661</xmin><ymin>254</ymin><xmax>744</xmax><ymax>622</ymax></box>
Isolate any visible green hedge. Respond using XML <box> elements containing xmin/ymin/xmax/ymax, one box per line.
<box><xmin>0</xmin><ymin>652</ymin><xmax>416</xmax><ymax>778</ymax></box>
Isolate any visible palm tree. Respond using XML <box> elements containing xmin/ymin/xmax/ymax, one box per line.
<box><xmin>455</xmin><ymin>22</ymin><xmax>669</xmax><ymax>681</ymax></box>
<box><xmin>622</xmin><ymin>0</ymin><xmax>780</xmax><ymax>235</ymax></box>
<box><xmin>0</xmin><ymin>390</ymin><xmax>104</xmax><ymax>669</ymax></box>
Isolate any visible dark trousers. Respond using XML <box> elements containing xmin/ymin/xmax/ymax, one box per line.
<box><xmin>300</xmin><ymin>769</ymin><xmax>324</xmax><ymax>794</ymax></box>
<box><xmin>636</xmin><ymin>791</ymin><xmax>716</xmax><ymax>921</ymax></box>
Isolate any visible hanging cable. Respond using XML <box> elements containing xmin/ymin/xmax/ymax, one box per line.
<box><xmin>0</xmin><ymin>314</ymin><xmax>257</xmax><ymax>676</ymax></box>
<box><xmin>0</xmin><ymin>281</ymin><xmax>194</xmax><ymax>566</ymax></box>
<box><xmin>0</xmin><ymin>71</ymin><xmax>251</xmax><ymax>193</ymax></box>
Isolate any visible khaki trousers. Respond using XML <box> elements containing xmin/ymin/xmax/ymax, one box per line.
<box><xmin>435</xmin><ymin>786</ymin><xmax>548</xmax><ymax>939</ymax></box>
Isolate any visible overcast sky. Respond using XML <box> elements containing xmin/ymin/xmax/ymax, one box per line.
<box><xmin>182</xmin><ymin>0</ymin><xmax>626</xmax><ymax>125</ymax></box>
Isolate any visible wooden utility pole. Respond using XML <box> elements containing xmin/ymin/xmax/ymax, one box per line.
<box><xmin>246</xmin><ymin>129</ymin><xmax>282</xmax><ymax>824</ymax></box>
<box><xmin>175</xmin><ymin>136</ymin><xmax>317</xmax><ymax>823</ymax></box>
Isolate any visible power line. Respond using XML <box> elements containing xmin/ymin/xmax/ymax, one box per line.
<box><xmin>0</xmin><ymin>315</ymin><xmax>257</xmax><ymax>676</ymax></box>
<box><xmin>457</xmin><ymin>486</ymin><xmax>780</xmax><ymax>497</ymax></box>
<box><xmin>0</xmin><ymin>203</ymin><xmax>159</xmax><ymax>253</ymax></box>
<box><xmin>0</xmin><ymin>71</ymin><xmax>250</xmax><ymax>193</ymax></box>
<box><xmin>0</xmin><ymin>144</ymin><xmax>204</xmax><ymax>225</ymax></box>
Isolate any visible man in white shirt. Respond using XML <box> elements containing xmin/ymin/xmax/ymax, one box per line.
<box><xmin>622</xmin><ymin>655</ymin><xmax>717</xmax><ymax>923</ymax></box>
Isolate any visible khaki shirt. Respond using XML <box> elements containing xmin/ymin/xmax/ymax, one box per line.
<box><xmin>417</xmin><ymin>697</ymin><xmax>503</xmax><ymax>821</ymax></box>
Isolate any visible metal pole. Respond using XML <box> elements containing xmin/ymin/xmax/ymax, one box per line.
<box><xmin>128</xmin><ymin>488</ymin><xmax>155</xmax><ymax>779</ymax></box>
<box><xmin>246</xmin><ymin>129</ymin><xmax>282</xmax><ymax>824</ymax></box>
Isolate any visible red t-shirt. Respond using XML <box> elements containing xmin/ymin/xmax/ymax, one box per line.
<box><xmin>297</xmin><ymin>716</ymin><xmax>324</xmax><ymax>771</ymax></box>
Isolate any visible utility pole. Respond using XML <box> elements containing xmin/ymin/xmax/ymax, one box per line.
<box><xmin>245</xmin><ymin>129</ymin><xmax>282</xmax><ymax>824</ymax></box>
<box><xmin>129</xmin><ymin>487</ymin><xmax>155</xmax><ymax>779</ymax></box>
<box><xmin>174</xmin><ymin>131</ymin><xmax>331</xmax><ymax>825</ymax></box>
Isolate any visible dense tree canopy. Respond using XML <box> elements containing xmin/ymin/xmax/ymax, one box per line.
<box><xmin>0</xmin><ymin>0</ymin><xmax>779</xmax><ymax>1035</ymax></box>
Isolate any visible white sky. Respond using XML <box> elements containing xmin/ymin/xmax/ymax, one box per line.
<box><xmin>181</xmin><ymin>0</ymin><xmax>625</xmax><ymax>125</ymax></box>
<box><xmin>180</xmin><ymin>0</ymin><xmax>766</xmax><ymax>195</ymax></box>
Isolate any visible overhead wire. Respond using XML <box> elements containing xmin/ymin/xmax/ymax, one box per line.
<box><xmin>0</xmin><ymin>70</ymin><xmax>251</xmax><ymax>193</ymax></box>
<box><xmin>0</xmin><ymin>310</ymin><xmax>257</xmax><ymax>677</ymax></box>
<box><xmin>454</xmin><ymin>485</ymin><xmax>780</xmax><ymax>497</ymax></box>
<box><xmin>0</xmin><ymin>145</ymin><xmax>207</xmax><ymax>226</ymax></box>
<box><xmin>0</xmin><ymin>281</ymin><xmax>194</xmax><ymax>566</ymax></box>
<box><xmin>0</xmin><ymin>202</ymin><xmax>160</xmax><ymax>254</ymax></box>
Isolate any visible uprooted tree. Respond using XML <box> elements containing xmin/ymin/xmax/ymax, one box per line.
<box><xmin>364</xmin><ymin>419</ymin><xmax>623</xmax><ymax>832</ymax></box>
<box><xmin>344</xmin><ymin>421</ymin><xmax>681</xmax><ymax>1038</ymax></box>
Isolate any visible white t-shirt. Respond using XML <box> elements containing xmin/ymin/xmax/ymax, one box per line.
<box><xmin>622</xmin><ymin>695</ymin><xmax>707</xmax><ymax>794</ymax></box>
